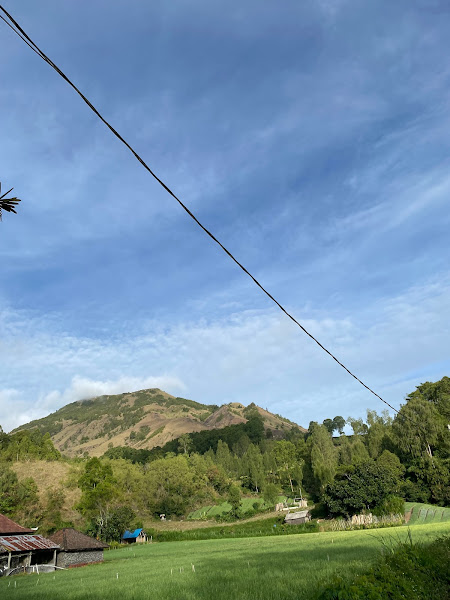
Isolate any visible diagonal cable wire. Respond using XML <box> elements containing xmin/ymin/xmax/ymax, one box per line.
<box><xmin>0</xmin><ymin>5</ymin><xmax>416</xmax><ymax>422</ymax></box>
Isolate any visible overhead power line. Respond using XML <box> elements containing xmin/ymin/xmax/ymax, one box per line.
<box><xmin>0</xmin><ymin>6</ymin><xmax>408</xmax><ymax>419</ymax></box>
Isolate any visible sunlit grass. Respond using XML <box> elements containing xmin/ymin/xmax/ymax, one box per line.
<box><xmin>1</xmin><ymin>521</ymin><xmax>448</xmax><ymax>600</ymax></box>
<box><xmin>405</xmin><ymin>502</ymin><xmax>450</xmax><ymax>525</ymax></box>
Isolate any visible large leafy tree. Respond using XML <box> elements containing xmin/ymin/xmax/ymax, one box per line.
<box><xmin>323</xmin><ymin>416</ymin><xmax>346</xmax><ymax>435</ymax></box>
<box><xmin>323</xmin><ymin>461</ymin><xmax>399</xmax><ymax>517</ymax></box>
<box><xmin>227</xmin><ymin>485</ymin><xmax>242</xmax><ymax>517</ymax></box>
<box><xmin>272</xmin><ymin>440</ymin><xmax>302</xmax><ymax>493</ymax></box>
<box><xmin>0</xmin><ymin>464</ymin><xmax>39</xmax><ymax>520</ymax></box>
<box><xmin>332</xmin><ymin>416</ymin><xmax>346</xmax><ymax>435</ymax></box>
<box><xmin>308</xmin><ymin>423</ymin><xmax>337</xmax><ymax>493</ymax></box>
<box><xmin>406</xmin><ymin>377</ymin><xmax>450</xmax><ymax>421</ymax></box>
<box><xmin>77</xmin><ymin>458</ymin><xmax>117</xmax><ymax>530</ymax></box>
<box><xmin>242</xmin><ymin>443</ymin><xmax>266</xmax><ymax>493</ymax></box>
<box><xmin>392</xmin><ymin>397</ymin><xmax>442</xmax><ymax>458</ymax></box>
<box><xmin>365</xmin><ymin>410</ymin><xmax>393</xmax><ymax>459</ymax></box>
<box><xmin>144</xmin><ymin>455</ymin><xmax>203</xmax><ymax>516</ymax></box>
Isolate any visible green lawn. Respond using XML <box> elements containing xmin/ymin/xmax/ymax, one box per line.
<box><xmin>188</xmin><ymin>496</ymin><xmax>288</xmax><ymax>519</ymax></box>
<box><xmin>1</xmin><ymin>521</ymin><xmax>448</xmax><ymax>600</ymax></box>
<box><xmin>405</xmin><ymin>502</ymin><xmax>450</xmax><ymax>525</ymax></box>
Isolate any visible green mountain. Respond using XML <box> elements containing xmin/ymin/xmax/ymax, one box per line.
<box><xmin>14</xmin><ymin>388</ymin><xmax>305</xmax><ymax>457</ymax></box>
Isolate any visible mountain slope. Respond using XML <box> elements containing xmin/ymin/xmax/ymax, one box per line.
<box><xmin>15</xmin><ymin>389</ymin><xmax>305</xmax><ymax>457</ymax></box>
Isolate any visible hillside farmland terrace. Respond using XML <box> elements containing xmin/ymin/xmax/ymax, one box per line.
<box><xmin>13</xmin><ymin>388</ymin><xmax>305</xmax><ymax>457</ymax></box>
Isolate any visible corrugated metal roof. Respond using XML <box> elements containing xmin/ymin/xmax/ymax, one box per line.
<box><xmin>122</xmin><ymin>528</ymin><xmax>143</xmax><ymax>539</ymax></box>
<box><xmin>0</xmin><ymin>535</ymin><xmax>60</xmax><ymax>552</ymax></box>
<box><xmin>285</xmin><ymin>510</ymin><xmax>310</xmax><ymax>521</ymax></box>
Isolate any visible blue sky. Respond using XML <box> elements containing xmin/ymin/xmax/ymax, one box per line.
<box><xmin>1</xmin><ymin>0</ymin><xmax>449</xmax><ymax>432</ymax></box>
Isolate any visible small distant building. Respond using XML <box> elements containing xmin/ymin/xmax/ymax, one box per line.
<box><xmin>122</xmin><ymin>528</ymin><xmax>147</xmax><ymax>544</ymax></box>
<box><xmin>284</xmin><ymin>510</ymin><xmax>311</xmax><ymax>525</ymax></box>
<box><xmin>49</xmin><ymin>528</ymin><xmax>108</xmax><ymax>568</ymax></box>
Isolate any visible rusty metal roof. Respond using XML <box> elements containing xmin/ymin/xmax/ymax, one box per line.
<box><xmin>0</xmin><ymin>535</ymin><xmax>60</xmax><ymax>552</ymax></box>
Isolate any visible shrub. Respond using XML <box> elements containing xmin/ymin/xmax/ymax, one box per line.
<box><xmin>372</xmin><ymin>495</ymin><xmax>404</xmax><ymax>517</ymax></box>
<box><xmin>318</xmin><ymin>535</ymin><xmax>450</xmax><ymax>600</ymax></box>
<box><xmin>262</xmin><ymin>483</ymin><xmax>280</xmax><ymax>507</ymax></box>
<box><xmin>310</xmin><ymin>502</ymin><xmax>327</xmax><ymax>519</ymax></box>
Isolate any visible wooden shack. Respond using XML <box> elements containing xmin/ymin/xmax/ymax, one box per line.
<box><xmin>284</xmin><ymin>510</ymin><xmax>311</xmax><ymax>525</ymax></box>
<box><xmin>122</xmin><ymin>528</ymin><xmax>147</xmax><ymax>544</ymax></box>
<box><xmin>0</xmin><ymin>514</ymin><xmax>59</xmax><ymax>576</ymax></box>
<box><xmin>0</xmin><ymin>535</ymin><xmax>59</xmax><ymax>575</ymax></box>
<box><xmin>49</xmin><ymin>528</ymin><xmax>108</xmax><ymax>568</ymax></box>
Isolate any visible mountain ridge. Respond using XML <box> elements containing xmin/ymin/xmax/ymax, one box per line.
<box><xmin>14</xmin><ymin>388</ymin><xmax>306</xmax><ymax>457</ymax></box>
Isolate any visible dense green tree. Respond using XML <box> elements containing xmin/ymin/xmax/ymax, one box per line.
<box><xmin>332</xmin><ymin>416</ymin><xmax>346</xmax><ymax>435</ymax></box>
<box><xmin>406</xmin><ymin>376</ymin><xmax>450</xmax><ymax>421</ymax></box>
<box><xmin>215</xmin><ymin>440</ymin><xmax>233</xmax><ymax>474</ymax></box>
<box><xmin>145</xmin><ymin>455</ymin><xmax>204</xmax><ymax>516</ymax></box>
<box><xmin>323</xmin><ymin>419</ymin><xmax>335</xmax><ymax>435</ymax></box>
<box><xmin>406</xmin><ymin>456</ymin><xmax>450</xmax><ymax>506</ymax></box>
<box><xmin>227</xmin><ymin>485</ymin><xmax>242</xmax><ymax>517</ymax></box>
<box><xmin>242</xmin><ymin>444</ymin><xmax>266</xmax><ymax>492</ymax></box>
<box><xmin>365</xmin><ymin>410</ymin><xmax>392</xmax><ymax>459</ymax></box>
<box><xmin>262</xmin><ymin>482</ymin><xmax>280</xmax><ymax>507</ymax></box>
<box><xmin>0</xmin><ymin>425</ymin><xmax>9</xmax><ymax>452</ymax></box>
<box><xmin>244</xmin><ymin>414</ymin><xmax>265</xmax><ymax>444</ymax></box>
<box><xmin>78</xmin><ymin>457</ymin><xmax>114</xmax><ymax>492</ymax></box>
<box><xmin>41</xmin><ymin>488</ymin><xmax>67</xmax><ymax>533</ymax></box>
<box><xmin>101</xmin><ymin>506</ymin><xmax>136</xmax><ymax>542</ymax></box>
<box><xmin>77</xmin><ymin>458</ymin><xmax>117</xmax><ymax>527</ymax></box>
<box><xmin>323</xmin><ymin>417</ymin><xmax>346</xmax><ymax>436</ymax></box>
<box><xmin>273</xmin><ymin>440</ymin><xmax>301</xmax><ymax>493</ymax></box>
<box><xmin>0</xmin><ymin>464</ymin><xmax>39</xmax><ymax>521</ymax></box>
<box><xmin>1</xmin><ymin>430</ymin><xmax>60</xmax><ymax>462</ymax></box>
<box><xmin>178</xmin><ymin>434</ymin><xmax>193</xmax><ymax>455</ymax></box>
<box><xmin>377</xmin><ymin>450</ymin><xmax>405</xmax><ymax>480</ymax></box>
<box><xmin>323</xmin><ymin>461</ymin><xmax>399</xmax><ymax>517</ymax></box>
<box><xmin>392</xmin><ymin>397</ymin><xmax>442</xmax><ymax>458</ymax></box>
<box><xmin>232</xmin><ymin>434</ymin><xmax>251</xmax><ymax>457</ymax></box>
<box><xmin>309</xmin><ymin>424</ymin><xmax>337</xmax><ymax>493</ymax></box>
<box><xmin>347</xmin><ymin>417</ymin><xmax>368</xmax><ymax>436</ymax></box>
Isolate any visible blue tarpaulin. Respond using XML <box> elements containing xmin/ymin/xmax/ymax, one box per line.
<box><xmin>122</xmin><ymin>529</ymin><xmax>143</xmax><ymax>540</ymax></box>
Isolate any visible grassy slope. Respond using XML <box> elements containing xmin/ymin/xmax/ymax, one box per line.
<box><xmin>187</xmin><ymin>496</ymin><xmax>288</xmax><ymax>519</ymax></box>
<box><xmin>2</xmin><ymin>522</ymin><xmax>448</xmax><ymax>600</ymax></box>
<box><xmin>405</xmin><ymin>502</ymin><xmax>450</xmax><ymax>524</ymax></box>
<box><xmin>12</xmin><ymin>460</ymin><xmax>83</xmax><ymax>524</ymax></box>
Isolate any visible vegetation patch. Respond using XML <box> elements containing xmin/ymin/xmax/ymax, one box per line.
<box><xmin>318</xmin><ymin>534</ymin><xmax>450</xmax><ymax>600</ymax></box>
<box><xmin>0</xmin><ymin>523</ymin><xmax>447</xmax><ymax>600</ymax></box>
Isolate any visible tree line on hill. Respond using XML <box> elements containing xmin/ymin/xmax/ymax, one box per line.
<box><xmin>0</xmin><ymin>376</ymin><xmax>448</xmax><ymax>541</ymax></box>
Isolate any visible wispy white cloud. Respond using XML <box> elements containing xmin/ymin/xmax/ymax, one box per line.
<box><xmin>1</xmin><ymin>276</ymin><xmax>448</xmax><ymax>432</ymax></box>
<box><xmin>1</xmin><ymin>1</ymin><xmax>449</xmax><ymax>436</ymax></box>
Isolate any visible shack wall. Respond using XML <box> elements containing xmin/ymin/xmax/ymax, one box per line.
<box><xmin>56</xmin><ymin>550</ymin><xmax>103</xmax><ymax>568</ymax></box>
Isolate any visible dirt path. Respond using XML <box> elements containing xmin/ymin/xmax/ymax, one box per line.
<box><xmin>145</xmin><ymin>510</ymin><xmax>281</xmax><ymax>531</ymax></box>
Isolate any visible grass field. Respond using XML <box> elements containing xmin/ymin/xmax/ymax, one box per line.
<box><xmin>187</xmin><ymin>496</ymin><xmax>288</xmax><ymax>519</ymax></box>
<box><xmin>405</xmin><ymin>502</ymin><xmax>450</xmax><ymax>524</ymax></box>
<box><xmin>1</xmin><ymin>521</ymin><xmax>448</xmax><ymax>600</ymax></box>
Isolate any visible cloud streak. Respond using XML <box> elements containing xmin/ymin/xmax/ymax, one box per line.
<box><xmin>0</xmin><ymin>2</ymin><xmax>449</xmax><ymax>434</ymax></box>
<box><xmin>1</xmin><ymin>276</ymin><xmax>449</xmax><ymax>432</ymax></box>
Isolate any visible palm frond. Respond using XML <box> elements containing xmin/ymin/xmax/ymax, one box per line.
<box><xmin>0</xmin><ymin>183</ymin><xmax>22</xmax><ymax>221</ymax></box>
